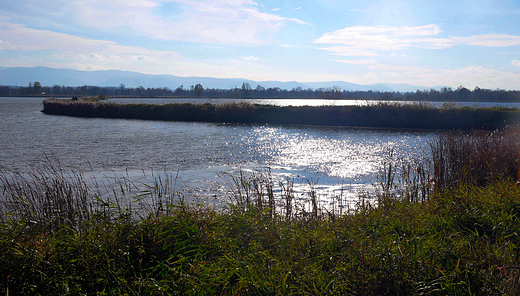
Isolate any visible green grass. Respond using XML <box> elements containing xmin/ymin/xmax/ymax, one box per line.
<box><xmin>2</xmin><ymin>179</ymin><xmax>520</xmax><ymax>295</ymax></box>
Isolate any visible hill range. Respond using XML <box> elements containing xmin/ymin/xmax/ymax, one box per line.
<box><xmin>0</xmin><ymin>66</ymin><xmax>445</xmax><ymax>92</ymax></box>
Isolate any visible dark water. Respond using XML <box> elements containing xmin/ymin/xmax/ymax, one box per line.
<box><xmin>6</xmin><ymin>97</ymin><xmax>506</xmax><ymax>204</ymax></box>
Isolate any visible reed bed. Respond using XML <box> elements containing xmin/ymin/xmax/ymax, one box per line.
<box><xmin>2</xmin><ymin>127</ymin><xmax>520</xmax><ymax>294</ymax></box>
<box><xmin>431</xmin><ymin>127</ymin><xmax>520</xmax><ymax>190</ymax></box>
<box><xmin>42</xmin><ymin>98</ymin><xmax>520</xmax><ymax>130</ymax></box>
<box><xmin>218</xmin><ymin>168</ymin><xmax>353</xmax><ymax>221</ymax></box>
<box><xmin>376</xmin><ymin>125</ymin><xmax>520</xmax><ymax>201</ymax></box>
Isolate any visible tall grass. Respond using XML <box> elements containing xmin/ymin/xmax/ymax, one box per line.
<box><xmin>375</xmin><ymin>126</ymin><xmax>520</xmax><ymax>202</ymax></box>
<box><xmin>0</xmin><ymin>160</ymin><xmax>93</xmax><ymax>233</ymax></box>
<box><xmin>218</xmin><ymin>168</ymin><xmax>344</xmax><ymax>220</ymax></box>
<box><xmin>431</xmin><ymin>126</ymin><xmax>520</xmax><ymax>190</ymax></box>
<box><xmin>373</xmin><ymin>147</ymin><xmax>434</xmax><ymax>211</ymax></box>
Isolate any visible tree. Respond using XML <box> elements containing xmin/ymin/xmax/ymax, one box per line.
<box><xmin>52</xmin><ymin>85</ymin><xmax>61</xmax><ymax>95</ymax></box>
<box><xmin>174</xmin><ymin>85</ymin><xmax>184</xmax><ymax>96</ymax></box>
<box><xmin>255</xmin><ymin>85</ymin><xmax>265</xmax><ymax>92</ymax></box>
<box><xmin>194</xmin><ymin>84</ymin><xmax>204</xmax><ymax>97</ymax></box>
<box><xmin>241</xmin><ymin>82</ymin><xmax>252</xmax><ymax>98</ymax></box>
<box><xmin>440</xmin><ymin>87</ymin><xmax>452</xmax><ymax>94</ymax></box>
<box><xmin>324</xmin><ymin>86</ymin><xmax>342</xmax><ymax>99</ymax></box>
<box><xmin>33</xmin><ymin>81</ymin><xmax>42</xmax><ymax>95</ymax></box>
<box><xmin>456</xmin><ymin>85</ymin><xmax>471</xmax><ymax>101</ymax></box>
<box><xmin>119</xmin><ymin>83</ymin><xmax>125</xmax><ymax>95</ymax></box>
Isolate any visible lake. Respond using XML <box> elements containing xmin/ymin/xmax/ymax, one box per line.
<box><xmin>2</xmin><ymin>97</ymin><xmax>516</xmax><ymax>207</ymax></box>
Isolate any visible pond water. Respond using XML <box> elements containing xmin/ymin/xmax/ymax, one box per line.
<box><xmin>2</xmin><ymin>97</ymin><xmax>512</xmax><ymax>207</ymax></box>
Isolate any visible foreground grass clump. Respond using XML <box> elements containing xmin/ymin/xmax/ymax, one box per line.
<box><xmin>41</xmin><ymin>98</ymin><xmax>520</xmax><ymax>130</ymax></box>
<box><xmin>2</xmin><ymin>168</ymin><xmax>520</xmax><ymax>294</ymax></box>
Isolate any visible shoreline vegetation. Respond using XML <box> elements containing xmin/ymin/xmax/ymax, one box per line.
<box><xmin>4</xmin><ymin>81</ymin><xmax>520</xmax><ymax>102</ymax></box>
<box><xmin>2</xmin><ymin>122</ymin><xmax>520</xmax><ymax>294</ymax></box>
<box><xmin>42</xmin><ymin>97</ymin><xmax>520</xmax><ymax>130</ymax></box>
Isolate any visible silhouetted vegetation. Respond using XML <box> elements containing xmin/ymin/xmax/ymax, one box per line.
<box><xmin>42</xmin><ymin>98</ymin><xmax>520</xmax><ymax>130</ymax></box>
<box><xmin>431</xmin><ymin>127</ymin><xmax>520</xmax><ymax>190</ymax></box>
<box><xmin>3</xmin><ymin>82</ymin><xmax>520</xmax><ymax>101</ymax></box>
<box><xmin>2</xmin><ymin>127</ymin><xmax>520</xmax><ymax>294</ymax></box>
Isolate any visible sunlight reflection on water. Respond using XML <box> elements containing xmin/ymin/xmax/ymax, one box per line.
<box><xmin>1</xmin><ymin>97</ymin><xmax>437</xmax><ymax>209</ymax></box>
<box><xmin>245</xmin><ymin>125</ymin><xmax>433</xmax><ymax>182</ymax></box>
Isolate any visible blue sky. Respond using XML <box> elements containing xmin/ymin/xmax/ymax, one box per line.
<box><xmin>1</xmin><ymin>0</ymin><xmax>520</xmax><ymax>89</ymax></box>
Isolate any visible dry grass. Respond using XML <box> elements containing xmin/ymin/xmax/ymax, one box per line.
<box><xmin>431</xmin><ymin>126</ymin><xmax>520</xmax><ymax>191</ymax></box>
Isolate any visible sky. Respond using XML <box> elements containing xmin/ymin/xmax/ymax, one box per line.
<box><xmin>1</xmin><ymin>0</ymin><xmax>520</xmax><ymax>89</ymax></box>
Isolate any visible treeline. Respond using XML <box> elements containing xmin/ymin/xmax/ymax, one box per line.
<box><xmin>3</xmin><ymin>81</ymin><xmax>520</xmax><ymax>102</ymax></box>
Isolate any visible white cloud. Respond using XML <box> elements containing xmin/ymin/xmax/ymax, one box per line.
<box><xmin>67</xmin><ymin>0</ymin><xmax>309</xmax><ymax>45</ymax></box>
<box><xmin>0</xmin><ymin>39</ymin><xmax>23</xmax><ymax>50</ymax></box>
<box><xmin>390</xmin><ymin>52</ymin><xmax>407</xmax><ymax>58</ymax></box>
<box><xmin>316</xmin><ymin>24</ymin><xmax>520</xmax><ymax>57</ymax></box>
<box><xmin>315</xmin><ymin>25</ymin><xmax>441</xmax><ymax>44</ymax></box>
<box><xmin>333</xmin><ymin>59</ymin><xmax>378</xmax><ymax>65</ymax></box>
<box><xmin>0</xmin><ymin>19</ymin><xmax>302</xmax><ymax>80</ymax></box>
<box><xmin>512</xmin><ymin>60</ymin><xmax>520</xmax><ymax>67</ymax></box>
<box><xmin>452</xmin><ymin>34</ymin><xmax>520</xmax><ymax>47</ymax></box>
<box><xmin>319</xmin><ymin>46</ymin><xmax>379</xmax><ymax>57</ymax></box>
<box><xmin>0</xmin><ymin>20</ymin><xmax>185</xmax><ymax>73</ymax></box>
<box><xmin>0</xmin><ymin>21</ymin><xmax>114</xmax><ymax>51</ymax></box>
<box><xmin>314</xmin><ymin>25</ymin><xmax>444</xmax><ymax>56</ymax></box>
<box><xmin>357</xmin><ymin>64</ymin><xmax>520</xmax><ymax>89</ymax></box>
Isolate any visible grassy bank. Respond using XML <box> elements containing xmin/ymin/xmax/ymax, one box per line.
<box><xmin>2</xmin><ymin>128</ymin><xmax>520</xmax><ymax>295</ymax></box>
<box><xmin>42</xmin><ymin>98</ymin><xmax>520</xmax><ymax>130</ymax></box>
<box><xmin>1</xmin><ymin>173</ymin><xmax>520</xmax><ymax>294</ymax></box>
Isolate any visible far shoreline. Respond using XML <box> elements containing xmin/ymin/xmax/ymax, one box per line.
<box><xmin>4</xmin><ymin>94</ymin><xmax>520</xmax><ymax>103</ymax></box>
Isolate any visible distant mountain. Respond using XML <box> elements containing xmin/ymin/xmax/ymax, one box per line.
<box><xmin>379</xmin><ymin>83</ymin><xmax>446</xmax><ymax>93</ymax></box>
<box><xmin>0</xmin><ymin>66</ymin><xmax>445</xmax><ymax>92</ymax></box>
<box><xmin>304</xmin><ymin>81</ymin><xmax>395</xmax><ymax>92</ymax></box>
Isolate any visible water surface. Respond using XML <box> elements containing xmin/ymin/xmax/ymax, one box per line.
<box><xmin>1</xmin><ymin>97</ymin><xmax>452</xmax><ymax>205</ymax></box>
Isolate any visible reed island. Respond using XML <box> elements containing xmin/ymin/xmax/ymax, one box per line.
<box><xmin>41</xmin><ymin>97</ymin><xmax>520</xmax><ymax>130</ymax></box>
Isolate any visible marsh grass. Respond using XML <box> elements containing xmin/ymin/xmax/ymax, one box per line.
<box><xmin>2</xmin><ymin>127</ymin><xmax>520</xmax><ymax>294</ymax></box>
<box><xmin>431</xmin><ymin>126</ymin><xmax>520</xmax><ymax>190</ymax></box>
<box><xmin>0</xmin><ymin>160</ymin><xmax>93</xmax><ymax>233</ymax></box>
<box><xmin>375</xmin><ymin>125</ymin><xmax>520</xmax><ymax>203</ymax></box>
<box><xmin>42</xmin><ymin>98</ymin><xmax>520</xmax><ymax>130</ymax></box>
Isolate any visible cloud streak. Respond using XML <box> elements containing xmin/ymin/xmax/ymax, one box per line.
<box><xmin>315</xmin><ymin>25</ymin><xmax>520</xmax><ymax>56</ymax></box>
<box><xmin>66</xmin><ymin>0</ymin><xmax>309</xmax><ymax>45</ymax></box>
